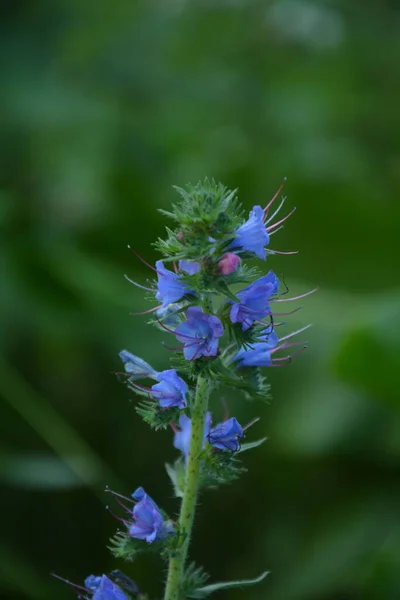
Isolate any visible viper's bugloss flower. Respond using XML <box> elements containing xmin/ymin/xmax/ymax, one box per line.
<box><xmin>178</xmin><ymin>260</ymin><xmax>201</xmax><ymax>275</ymax></box>
<box><xmin>229</xmin><ymin>181</ymin><xmax>295</xmax><ymax>260</ymax></box>
<box><xmin>207</xmin><ymin>417</ymin><xmax>243</xmax><ymax>452</ymax></box>
<box><xmin>151</xmin><ymin>369</ymin><xmax>188</xmax><ymax>409</ymax></box>
<box><xmin>130</xmin><ymin>487</ymin><xmax>173</xmax><ymax>543</ymax></box>
<box><xmin>156</xmin><ymin>260</ymin><xmax>194</xmax><ymax>306</ymax></box>
<box><xmin>229</xmin><ymin>205</ymin><xmax>269</xmax><ymax>260</ymax></box>
<box><xmin>230</xmin><ymin>270</ymin><xmax>279</xmax><ymax>330</ymax></box>
<box><xmin>84</xmin><ymin>575</ymin><xmax>102</xmax><ymax>591</ymax></box>
<box><xmin>71</xmin><ymin>575</ymin><xmax>129</xmax><ymax>600</ymax></box>
<box><xmin>119</xmin><ymin>350</ymin><xmax>158</xmax><ymax>380</ymax></box>
<box><xmin>175</xmin><ymin>306</ymin><xmax>224</xmax><ymax>360</ymax></box>
<box><xmin>173</xmin><ymin>412</ymin><xmax>212</xmax><ymax>460</ymax></box>
<box><xmin>234</xmin><ymin>330</ymin><xmax>279</xmax><ymax>367</ymax></box>
<box><xmin>218</xmin><ymin>252</ymin><xmax>241</xmax><ymax>275</ymax></box>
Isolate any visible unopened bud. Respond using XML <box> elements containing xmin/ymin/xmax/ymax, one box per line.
<box><xmin>218</xmin><ymin>252</ymin><xmax>241</xmax><ymax>275</ymax></box>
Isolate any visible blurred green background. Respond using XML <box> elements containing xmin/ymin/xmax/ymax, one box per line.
<box><xmin>1</xmin><ymin>1</ymin><xmax>400</xmax><ymax>599</ymax></box>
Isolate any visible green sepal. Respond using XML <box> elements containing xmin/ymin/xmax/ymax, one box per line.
<box><xmin>198</xmin><ymin>447</ymin><xmax>247</xmax><ymax>489</ymax></box>
<box><xmin>181</xmin><ymin>563</ymin><xmax>210</xmax><ymax>599</ymax></box>
<box><xmin>135</xmin><ymin>400</ymin><xmax>183</xmax><ymax>431</ymax></box>
<box><xmin>109</xmin><ymin>523</ymin><xmax>181</xmax><ymax>563</ymax></box>
<box><xmin>189</xmin><ymin>571</ymin><xmax>269</xmax><ymax>598</ymax></box>
<box><xmin>165</xmin><ymin>457</ymin><xmax>186</xmax><ymax>498</ymax></box>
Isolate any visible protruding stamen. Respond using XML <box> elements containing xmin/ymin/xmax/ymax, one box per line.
<box><xmin>243</xmin><ymin>416</ymin><xmax>260</xmax><ymax>432</ymax></box>
<box><xmin>267</xmin><ymin>207</ymin><xmax>296</xmax><ymax>232</ymax></box>
<box><xmin>268</xmin><ymin>249</ymin><xmax>299</xmax><ymax>255</ymax></box>
<box><xmin>124</xmin><ymin>274</ymin><xmax>154</xmax><ymax>293</ymax></box>
<box><xmin>271</xmin><ymin>306</ymin><xmax>303</xmax><ymax>317</ymax></box>
<box><xmin>278</xmin><ymin>324</ymin><xmax>312</xmax><ymax>342</ymax></box>
<box><xmin>127</xmin><ymin>246</ymin><xmax>158</xmax><ymax>272</ymax></box>
<box><xmin>51</xmin><ymin>574</ymin><xmax>90</xmax><ymax>595</ymax></box>
<box><xmin>130</xmin><ymin>304</ymin><xmax>163</xmax><ymax>316</ymax></box>
<box><xmin>268</xmin><ymin>226</ymin><xmax>284</xmax><ymax>235</ymax></box>
<box><xmin>106</xmin><ymin>505</ymin><xmax>130</xmax><ymax>526</ymax></box>
<box><xmin>271</xmin><ymin>287</ymin><xmax>318</xmax><ymax>303</ymax></box>
<box><xmin>264</xmin><ymin>197</ymin><xmax>286</xmax><ymax>225</ymax></box>
<box><xmin>263</xmin><ymin>178</ymin><xmax>287</xmax><ymax>216</ymax></box>
<box><xmin>270</xmin><ymin>340</ymin><xmax>307</xmax><ymax>355</ymax></box>
<box><xmin>105</xmin><ymin>487</ymin><xmax>134</xmax><ymax>504</ymax></box>
<box><xmin>271</xmin><ymin>345</ymin><xmax>307</xmax><ymax>362</ymax></box>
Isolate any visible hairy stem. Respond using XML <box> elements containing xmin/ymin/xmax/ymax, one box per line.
<box><xmin>164</xmin><ymin>375</ymin><xmax>210</xmax><ymax>600</ymax></box>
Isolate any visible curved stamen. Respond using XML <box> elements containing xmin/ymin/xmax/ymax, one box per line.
<box><xmin>269</xmin><ymin>225</ymin><xmax>284</xmax><ymax>235</ymax></box>
<box><xmin>272</xmin><ymin>346</ymin><xmax>307</xmax><ymax>362</ymax></box>
<box><xmin>271</xmin><ymin>287</ymin><xmax>318</xmax><ymax>302</ymax></box>
<box><xmin>263</xmin><ymin>178</ymin><xmax>287</xmax><ymax>216</ymax></box>
<box><xmin>243</xmin><ymin>416</ymin><xmax>260</xmax><ymax>432</ymax></box>
<box><xmin>51</xmin><ymin>574</ymin><xmax>90</xmax><ymax>594</ymax></box>
<box><xmin>105</xmin><ymin>487</ymin><xmax>135</xmax><ymax>504</ymax></box>
<box><xmin>264</xmin><ymin>197</ymin><xmax>286</xmax><ymax>225</ymax></box>
<box><xmin>270</xmin><ymin>306</ymin><xmax>303</xmax><ymax>317</ymax></box>
<box><xmin>106</xmin><ymin>505</ymin><xmax>130</xmax><ymax>527</ymax></box>
<box><xmin>267</xmin><ymin>207</ymin><xmax>296</xmax><ymax>232</ymax></box>
<box><xmin>127</xmin><ymin>246</ymin><xmax>158</xmax><ymax>272</ymax></box>
<box><xmin>278</xmin><ymin>324</ymin><xmax>312</xmax><ymax>342</ymax></box>
<box><xmin>130</xmin><ymin>304</ymin><xmax>163</xmax><ymax>316</ymax></box>
<box><xmin>111</xmin><ymin>495</ymin><xmax>133</xmax><ymax>515</ymax></box>
<box><xmin>124</xmin><ymin>274</ymin><xmax>155</xmax><ymax>293</ymax></box>
<box><xmin>156</xmin><ymin>317</ymin><xmax>197</xmax><ymax>340</ymax></box>
<box><xmin>268</xmin><ymin>249</ymin><xmax>299</xmax><ymax>255</ymax></box>
<box><xmin>270</xmin><ymin>340</ymin><xmax>307</xmax><ymax>355</ymax></box>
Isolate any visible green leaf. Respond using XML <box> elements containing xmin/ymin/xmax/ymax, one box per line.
<box><xmin>165</xmin><ymin>458</ymin><xmax>186</xmax><ymax>498</ymax></box>
<box><xmin>238</xmin><ymin>437</ymin><xmax>268</xmax><ymax>453</ymax></box>
<box><xmin>215</xmin><ymin>280</ymin><xmax>239</xmax><ymax>302</ymax></box>
<box><xmin>190</xmin><ymin>571</ymin><xmax>269</xmax><ymax>598</ymax></box>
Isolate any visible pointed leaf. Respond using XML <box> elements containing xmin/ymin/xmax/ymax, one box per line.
<box><xmin>239</xmin><ymin>437</ymin><xmax>268</xmax><ymax>453</ymax></box>
<box><xmin>216</xmin><ymin>280</ymin><xmax>240</xmax><ymax>302</ymax></box>
<box><xmin>190</xmin><ymin>571</ymin><xmax>269</xmax><ymax>598</ymax></box>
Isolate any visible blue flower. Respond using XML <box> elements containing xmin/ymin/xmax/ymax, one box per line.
<box><xmin>207</xmin><ymin>417</ymin><xmax>243</xmax><ymax>452</ymax></box>
<box><xmin>155</xmin><ymin>260</ymin><xmax>193</xmax><ymax>306</ymax></box>
<box><xmin>119</xmin><ymin>350</ymin><xmax>158</xmax><ymax>380</ymax></box>
<box><xmin>229</xmin><ymin>205</ymin><xmax>269</xmax><ymax>260</ymax></box>
<box><xmin>175</xmin><ymin>306</ymin><xmax>224</xmax><ymax>360</ymax></box>
<box><xmin>85</xmin><ymin>575</ymin><xmax>128</xmax><ymax>600</ymax></box>
<box><xmin>85</xmin><ymin>575</ymin><xmax>103</xmax><ymax>591</ymax></box>
<box><xmin>173</xmin><ymin>412</ymin><xmax>212</xmax><ymax>460</ymax></box>
<box><xmin>178</xmin><ymin>260</ymin><xmax>201</xmax><ymax>275</ymax></box>
<box><xmin>130</xmin><ymin>487</ymin><xmax>172</xmax><ymax>543</ymax></box>
<box><xmin>230</xmin><ymin>271</ymin><xmax>279</xmax><ymax>330</ymax></box>
<box><xmin>151</xmin><ymin>369</ymin><xmax>188</xmax><ymax>409</ymax></box>
<box><xmin>234</xmin><ymin>330</ymin><xmax>279</xmax><ymax>367</ymax></box>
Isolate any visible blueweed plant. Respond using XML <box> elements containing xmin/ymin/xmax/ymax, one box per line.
<box><xmin>55</xmin><ymin>179</ymin><xmax>315</xmax><ymax>600</ymax></box>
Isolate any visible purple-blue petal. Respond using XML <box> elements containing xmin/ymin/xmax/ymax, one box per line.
<box><xmin>229</xmin><ymin>205</ymin><xmax>269</xmax><ymax>260</ymax></box>
<box><xmin>178</xmin><ymin>260</ymin><xmax>201</xmax><ymax>275</ymax></box>
<box><xmin>92</xmin><ymin>576</ymin><xmax>128</xmax><ymax>600</ymax></box>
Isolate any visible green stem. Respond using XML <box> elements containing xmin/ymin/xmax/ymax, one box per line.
<box><xmin>164</xmin><ymin>375</ymin><xmax>210</xmax><ymax>600</ymax></box>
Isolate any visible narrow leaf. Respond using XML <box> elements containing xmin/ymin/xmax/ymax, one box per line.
<box><xmin>191</xmin><ymin>571</ymin><xmax>269</xmax><ymax>598</ymax></box>
<box><xmin>239</xmin><ymin>437</ymin><xmax>268</xmax><ymax>453</ymax></box>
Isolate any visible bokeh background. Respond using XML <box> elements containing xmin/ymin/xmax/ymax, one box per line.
<box><xmin>1</xmin><ymin>1</ymin><xmax>400</xmax><ymax>599</ymax></box>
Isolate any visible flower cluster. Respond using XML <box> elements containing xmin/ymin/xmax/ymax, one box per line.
<box><xmin>56</xmin><ymin>179</ymin><xmax>314</xmax><ymax>600</ymax></box>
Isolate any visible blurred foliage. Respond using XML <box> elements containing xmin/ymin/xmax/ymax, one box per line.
<box><xmin>1</xmin><ymin>1</ymin><xmax>399</xmax><ymax>600</ymax></box>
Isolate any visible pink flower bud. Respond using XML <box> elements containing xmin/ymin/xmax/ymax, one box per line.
<box><xmin>218</xmin><ymin>253</ymin><xmax>241</xmax><ymax>275</ymax></box>
<box><xmin>177</xmin><ymin>232</ymin><xmax>184</xmax><ymax>243</ymax></box>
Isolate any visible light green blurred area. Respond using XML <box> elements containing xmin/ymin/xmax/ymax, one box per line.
<box><xmin>1</xmin><ymin>1</ymin><xmax>399</xmax><ymax>599</ymax></box>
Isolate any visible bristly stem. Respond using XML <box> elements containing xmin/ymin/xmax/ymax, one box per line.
<box><xmin>164</xmin><ymin>375</ymin><xmax>210</xmax><ymax>600</ymax></box>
